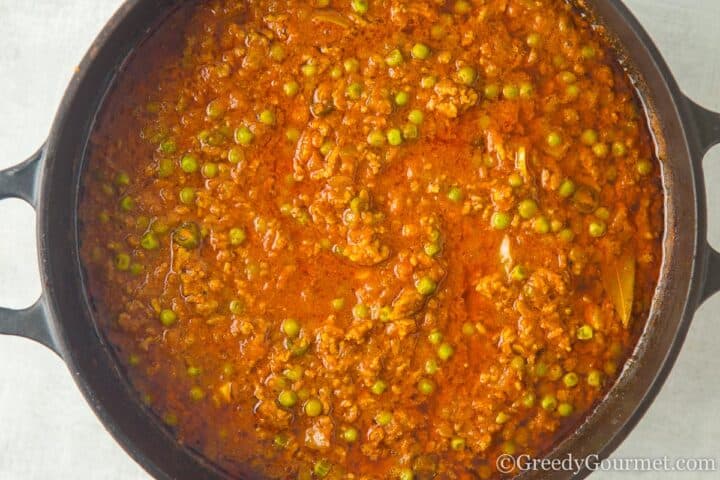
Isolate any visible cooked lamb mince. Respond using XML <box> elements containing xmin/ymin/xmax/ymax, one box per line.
<box><xmin>80</xmin><ymin>0</ymin><xmax>664</xmax><ymax>478</ymax></box>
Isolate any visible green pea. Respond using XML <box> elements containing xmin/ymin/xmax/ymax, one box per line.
<box><xmin>179</xmin><ymin>187</ymin><xmax>195</xmax><ymax>205</ymax></box>
<box><xmin>394</xmin><ymin>90</ymin><xmax>410</xmax><ymax>106</ymax></box>
<box><xmin>541</xmin><ymin>394</ymin><xmax>557</xmax><ymax>411</ymax></box>
<box><xmin>343</xmin><ymin>59</ymin><xmax>360</xmax><ymax>74</ymax></box>
<box><xmin>520</xmin><ymin>82</ymin><xmax>534</xmax><ymax>98</ymax></box>
<box><xmin>454</xmin><ymin>0</ymin><xmax>471</xmax><ymax>14</ymax></box>
<box><xmin>157</xmin><ymin>158</ymin><xmax>174</xmax><ymax>177</ymax></box>
<box><xmin>180</xmin><ymin>154</ymin><xmax>198</xmax><ymax>173</ymax></box>
<box><xmin>115</xmin><ymin>171</ymin><xmax>130</xmax><ymax>187</ymax></box>
<box><xmin>507</xmin><ymin>173</ymin><xmax>523</xmax><ymax>187</ymax></box>
<box><xmin>229</xmin><ymin>299</ymin><xmax>244</xmax><ymax>314</ymax></box>
<box><xmin>558</xmin><ymin>179</ymin><xmax>576</xmax><ymax>198</ymax></box>
<box><xmin>450</xmin><ymin>436</ymin><xmax>465</xmax><ymax>450</ymax></box>
<box><xmin>612</xmin><ymin>141</ymin><xmax>627</xmax><ymax>156</ymax></box>
<box><xmin>160</xmin><ymin>139</ymin><xmax>177</xmax><ymax>154</ymax></box>
<box><xmin>201</xmin><ymin>162</ymin><xmax>218</xmax><ymax>178</ymax></box>
<box><xmin>281</xmin><ymin>318</ymin><xmax>300</xmax><ymax>337</ymax></box>
<box><xmin>447</xmin><ymin>186</ymin><xmax>463</xmax><ymax>202</ymax></box>
<box><xmin>351</xmin><ymin>0</ymin><xmax>368</xmax><ymax>14</ymax></box>
<box><xmin>163</xmin><ymin>412</ymin><xmax>178</xmax><ymax>426</ymax></box>
<box><xmin>273</xmin><ymin>433</ymin><xmax>290</xmax><ymax>449</ymax></box>
<box><xmin>547</xmin><ymin>132</ymin><xmax>562</xmax><ymax>147</ymax></box>
<box><xmin>331</xmin><ymin>298</ymin><xmax>345</xmax><ymax>310</ymax></box>
<box><xmin>581</xmin><ymin>129</ymin><xmax>598</xmax><ymax>146</ymax></box>
<box><xmin>420</xmin><ymin>75</ymin><xmax>437</xmax><ymax>89</ymax></box>
<box><xmin>587</xmin><ymin>369</ymin><xmax>603</xmax><ymax>387</ymax></box>
<box><xmin>411</xmin><ymin>43</ymin><xmax>430</xmax><ymax>60</ymax></box>
<box><xmin>534</xmin><ymin>216</ymin><xmax>551</xmax><ymax>234</ymax></box>
<box><xmin>115</xmin><ymin>252</ymin><xmax>131</xmax><ymax>271</ymax></box>
<box><xmin>496</xmin><ymin>411</ymin><xmax>510</xmax><ymax>424</ymax></box>
<box><xmin>234</xmin><ymin>126</ymin><xmax>254</xmax><ymax>145</ymax></box>
<box><xmin>385</xmin><ymin>49</ymin><xmax>404</xmax><ymax>67</ymax></box>
<box><xmin>367</xmin><ymin>130</ymin><xmax>385</xmax><ymax>147</ymax></box>
<box><xmin>457</xmin><ymin>66</ymin><xmax>476</xmax><ymax>86</ymax></box>
<box><xmin>329</xmin><ymin>66</ymin><xmax>343</xmax><ymax>79</ymax></box>
<box><xmin>371</xmin><ymin>380</ymin><xmax>387</xmax><ymax>395</ymax></box>
<box><xmin>119</xmin><ymin>196</ymin><xmax>134</xmax><ymax>211</ymax></box>
<box><xmin>428</xmin><ymin>330</ymin><xmax>443</xmax><ymax>344</ymax></box>
<box><xmin>563</xmin><ymin>372</ymin><xmax>579</xmax><ymax>388</ymax></box>
<box><xmin>189</xmin><ymin>386</ymin><xmax>205</xmax><ymax>402</ymax></box>
<box><xmin>399</xmin><ymin>468</ymin><xmax>414</xmax><ymax>480</ymax></box>
<box><xmin>558</xmin><ymin>228</ymin><xmax>575</xmax><ymax>242</ymax></box>
<box><xmin>228</xmin><ymin>227</ymin><xmax>246</xmax><ymax>245</ymax></box>
<box><xmin>408</xmin><ymin>109</ymin><xmax>424</xmax><ymax>125</ymax></box>
<box><xmin>588</xmin><ymin>220</ymin><xmax>606</xmax><ymax>238</ymax></box>
<box><xmin>491</xmin><ymin>212</ymin><xmax>511</xmax><ymax>230</ymax></box>
<box><xmin>187</xmin><ymin>366</ymin><xmax>201</xmax><ymax>377</ymax></box>
<box><xmin>353</xmin><ymin>303</ymin><xmax>369</xmax><ymax>319</ymax></box>
<box><xmin>581</xmin><ymin>45</ymin><xmax>596</xmax><ymax>59</ymax></box>
<box><xmin>258</xmin><ymin>109</ymin><xmax>276</xmax><ymax>126</ymax></box>
<box><xmin>378</xmin><ymin>306</ymin><xmax>392</xmax><ymax>322</ymax></box>
<box><xmin>592</xmin><ymin>143</ymin><xmax>609</xmax><ymax>158</ymax></box>
<box><xmin>595</xmin><ymin>207</ymin><xmax>610</xmax><ymax>221</ymax></box>
<box><xmin>425</xmin><ymin>358</ymin><xmax>439</xmax><ymax>375</ymax></box>
<box><xmin>527</xmin><ymin>33</ymin><xmax>542</xmax><ymax>48</ymax></box>
<box><xmin>277</xmin><ymin>389</ymin><xmax>298</xmax><ymax>408</ymax></box>
<box><xmin>269</xmin><ymin>42</ymin><xmax>285</xmax><ymax>62</ymax></box>
<box><xmin>577</xmin><ymin>324</ymin><xmax>594</xmax><ymax>340</ymax></box>
<box><xmin>558</xmin><ymin>402</ymin><xmax>574</xmax><ymax>417</ymax></box>
<box><xmin>424</xmin><ymin>242</ymin><xmax>441</xmax><ymax>257</ymax></box>
<box><xmin>415</xmin><ymin>276</ymin><xmax>437</xmax><ymax>295</ymax></box>
<box><xmin>566</xmin><ymin>84</ymin><xmax>581</xmax><ymax>98</ymax></box>
<box><xmin>300</xmin><ymin>62</ymin><xmax>317</xmax><ymax>77</ymax></box>
<box><xmin>320</xmin><ymin>141</ymin><xmax>334</xmax><ymax>156</ymax></box>
<box><xmin>535</xmin><ymin>362</ymin><xmax>549</xmax><ymax>377</ymax></box>
<box><xmin>518</xmin><ymin>199</ymin><xmax>538</xmax><ymax>219</ymax></box>
<box><xmin>343</xmin><ymin>426</ymin><xmax>358</xmax><ymax>442</ymax></box>
<box><xmin>637</xmin><ymin>160</ymin><xmax>653</xmax><ymax>175</ymax></box>
<box><xmin>437</xmin><ymin>342</ymin><xmax>454</xmax><ymax>361</ymax></box>
<box><xmin>347</xmin><ymin>82</ymin><xmax>363</xmax><ymax>100</ymax></box>
<box><xmin>228</xmin><ymin>147</ymin><xmax>244</xmax><ymax>164</ymax></box>
<box><xmin>510</xmin><ymin>265</ymin><xmax>527</xmax><ymax>281</ymax></box>
<box><xmin>304</xmin><ymin>398</ymin><xmax>323</xmax><ymax>417</ymax></box>
<box><xmin>522</xmin><ymin>392</ymin><xmax>536</xmax><ymax>408</ymax></box>
<box><xmin>160</xmin><ymin>309</ymin><xmax>177</xmax><ymax>327</ymax></box>
<box><xmin>140</xmin><ymin>232</ymin><xmax>159</xmax><ymax>250</ymax></box>
<box><xmin>560</xmin><ymin>71</ymin><xmax>577</xmax><ymax>84</ymax></box>
<box><xmin>502</xmin><ymin>84</ymin><xmax>519</xmax><ymax>100</ymax></box>
<box><xmin>462</xmin><ymin>322</ymin><xmax>475</xmax><ymax>336</ymax></box>
<box><xmin>283</xmin><ymin>81</ymin><xmax>299</xmax><ymax>97</ymax></box>
<box><xmin>510</xmin><ymin>356</ymin><xmax>525</xmax><ymax>371</ymax></box>
<box><xmin>375</xmin><ymin>410</ymin><xmax>392</xmax><ymax>426</ymax></box>
<box><xmin>484</xmin><ymin>84</ymin><xmax>500</xmax><ymax>100</ymax></box>
<box><xmin>129</xmin><ymin>262</ymin><xmax>143</xmax><ymax>275</ymax></box>
<box><xmin>418</xmin><ymin>378</ymin><xmax>434</xmax><ymax>395</ymax></box>
<box><xmin>173</xmin><ymin>222</ymin><xmax>200</xmax><ymax>249</ymax></box>
<box><xmin>286</xmin><ymin>128</ymin><xmax>300</xmax><ymax>143</ymax></box>
<box><xmin>206</xmin><ymin>99</ymin><xmax>225</xmax><ymax>119</ymax></box>
<box><xmin>387</xmin><ymin>128</ymin><xmax>403</xmax><ymax>146</ymax></box>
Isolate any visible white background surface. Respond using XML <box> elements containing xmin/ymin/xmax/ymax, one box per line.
<box><xmin>1</xmin><ymin>1</ymin><xmax>720</xmax><ymax>478</ymax></box>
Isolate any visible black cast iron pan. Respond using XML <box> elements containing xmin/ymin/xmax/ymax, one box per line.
<box><xmin>1</xmin><ymin>0</ymin><xmax>720</xmax><ymax>478</ymax></box>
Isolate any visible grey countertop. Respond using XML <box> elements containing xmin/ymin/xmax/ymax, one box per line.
<box><xmin>1</xmin><ymin>1</ymin><xmax>719</xmax><ymax>478</ymax></box>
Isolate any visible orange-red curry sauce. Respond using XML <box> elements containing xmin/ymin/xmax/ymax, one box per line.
<box><xmin>80</xmin><ymin>0</ymin><xmax>664</xmax><ymax>478</ymax></box>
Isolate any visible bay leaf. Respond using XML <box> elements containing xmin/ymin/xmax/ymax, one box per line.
<box><xmin>601</xmin><ymin>252</ymin><xmax>635</xmax><ymax>328</ymax></box>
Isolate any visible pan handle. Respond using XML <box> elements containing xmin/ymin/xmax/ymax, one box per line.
<box><xmin>684</xmin><ymin>97</ymin><xmax>720</xmax><ymax>304</ymax></box>
<box><xmin>0</xmin><ymin>145</ymin><xmax>58</xmax><ymax>354</ymax></box>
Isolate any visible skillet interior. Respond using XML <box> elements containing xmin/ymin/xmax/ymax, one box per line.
<box><xmin>37</xmin><ymin>1</ymin><xmax>702</xmax><ymax>478</ymax></box>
